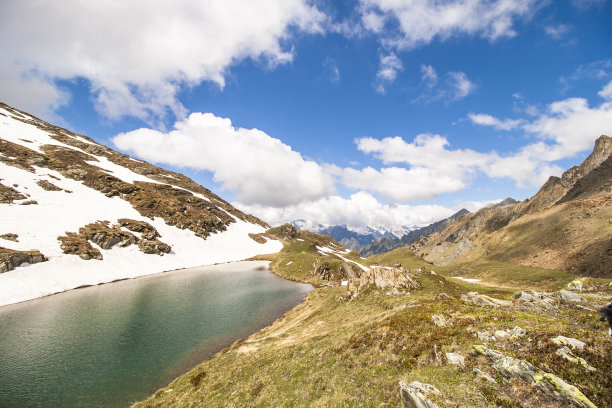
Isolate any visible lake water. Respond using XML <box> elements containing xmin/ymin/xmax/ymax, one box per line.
<box><xmin>0</xmin><ymin>261</ymin><xmax>311</xmax><ymax>407</ymax></box>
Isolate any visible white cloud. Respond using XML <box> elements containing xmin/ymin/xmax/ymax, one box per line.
<box><xmin>468</xmin><ymin>113</ymin><xmax>523</xmax><ymax>130</ymax></box>
<box><xmin>236</xmin><ymin>191</ymin><xmax>458</xmax><ymax>230</ymax></box>
<box><xmin>544</xmin><ymin>24</ymin><xmax>571</xmax><ymax>39</ymax></box>
<box><xmin>359</xmin><ymin>0</ymin><xmax>538</xmax><ymax>49</ymax></box>
<box><xmin>415</xmin><ymin>66</ymin><xmax>475</xmax><ymax>103</ymax></box>
<box><xmin>112</xmin><ymin>112</ymin><xmax>335</xmax><ymax>207</ymax></box>
<box><xmin>560</xmin><ymin>59</ymin><xmax>612</xmax><ymax>91</ymax></box>
<box><xmin>420</xmin><ymin>64</ymin><xmax>438</xmax><ymax>88</ymax></box>
<box><xmin>599</xmin><ymin>80</ymin><xmax>612</xmax><ymax>100</ymax></box>
<box><xmin>375</xmin><ymin>52</ymin><xmax>403</xmax><ymax>93</ymax></box>
<box><xmin>340</xmin><ymin>166</ymin><xmax>467</xmax><ymax>201</ymax></box>
<box><xmin>356</xmin><ymin>81</ymin><xmax>612</xmax><ymax>193</ymax></box>
<box><xmin>0</xmin><ymin>60</ymin><xmax>69</xmax><ymax>121</ymax></box>
<box><xmin>0</xmin><ymin>0</ymin><xmax>325</xmax><ymax>122</ymax></box>
<box><xmin>448</xmin><ymin>72</ymin><xmax>475</xmax><ymax>100</ymax></box>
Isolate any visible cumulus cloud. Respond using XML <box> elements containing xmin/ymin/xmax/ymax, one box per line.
<box><xmin>112</xmin><ymin>112</ymin><xmax>335</xmax><ymax>207</ymax></box>
<box><xmin>0</xmin><ymin>0</ymin><xmax>325</xmax><ymax>122</ymax></box>
<box><xmin>340</xmin><ymin>166</ymin><xmax>467</xmax><ymax>201</ymax></box>
<box><xmin>375</xmin><ymin>53</ymin><xmax>403</xmax><ymax>93</ymax></box>
<box><xmin>356</xmin><ymin>81</ymin><xmax>612</xmax><ymax>191</ymax></box>
<box><xmin>415</xmin><ymin>66</ymin><xmax>475</xmax><ymax>103</ymax></box>
<box><xmin>359</xmin><ymin>0</ymin><xmax>538</xmax><ymax>49</ymax></box>
<box><xmin>468</xmin><ymin>113</ymin><xmax>523</xmax><ymax>130</ymax></box>
<box><xmin>236</xmin><ymin>191</ymin><xmax>458</xmax><ymax>230</ymax></box>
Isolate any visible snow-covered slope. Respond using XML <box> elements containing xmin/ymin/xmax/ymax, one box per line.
<box><xmin>0</xmin><ymin>103</ymin><xmax>282</xmax><ymax>306</ymax></box>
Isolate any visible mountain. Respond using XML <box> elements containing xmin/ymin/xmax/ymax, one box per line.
<box><xmin>289</xmin><ymin>221</ymin><xmax>414</xmax><ymax>251</ymax></box>
<box><xmin>360</xmin><ymin>208</ymin><xmax>471</xmax><ymax>256</ymax></box>
<box><xmin>410</xmin><ymin>135</ymin><xmax>612</xmax><ymax>277</ymax></box>
<box><xmin>0</xmin><ymin>103</ymin><xmax>282</xmax><ymax>306</ymax></box>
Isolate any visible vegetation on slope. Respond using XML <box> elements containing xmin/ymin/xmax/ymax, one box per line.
<box><xmin>134</xmin><ymin>230</ymin><xmax>612</xmax><ymax>408</ymax></box>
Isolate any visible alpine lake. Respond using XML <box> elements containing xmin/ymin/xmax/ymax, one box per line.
<box><xmin>0</xmin><ymin>261</ymin><xmax>311</xmax><ymax>407</ymax></box>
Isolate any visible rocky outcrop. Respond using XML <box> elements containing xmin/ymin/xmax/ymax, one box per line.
<box><xmin>347</xmin><ymin>266</ymin><xmax>419</xmax><ymax>298</ymax></box>
<box><xmin>473</xmin><ymin>345</ymin><xmax>597</xmax><ymax>408</ymax></box>
<box><xmin>36</xmin><ymin>179</ymin><xmax>63</xmax><ymax>191</ymax></box>
<box><xmin>0</xmin><ymin>233</ymin><xmax>18</xmax><ymax>242</ymax></box>
<box><xmin>515</xmin><ymin>135</ymin><xmax>612</xmax><ymax>218</ymax></box>
<box><xmin>399</xmin><ymin>381</ymin><xmax>440</xmax><ymax>408</ymax></box>
<box><xmin>312</xmin><ymin>258</ymin><xmax>360</xmax><ymax>281</ymax></box>
<box><xmin>58</xmin><ymin>220</ymin><xmax>171</xmax><ymax>260</ymax></box>
<box><xmin>0</xmin><ymin>247</ymin><xmax>47</xmax><ymax>273</ymax></box>
<box><xmin>461</xmin><ymin>292</ymin><xmax>512</xmax><ymax>308</ymax></box>
<box><xmin>0</xmin><ymin>182</ymin><xmax>27</xmax><ymax>203</ymax></box>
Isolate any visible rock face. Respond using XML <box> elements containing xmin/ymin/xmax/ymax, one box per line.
<box><xmin>0</xmin><ymin>247</ymin><xmax>47</xmax><ymax>273</ymax></box>
<box><xmin>58</xmin><ymin>220</ymin><xmax>171</xmax><ymax>260</ymax></box>
<box><xmin>347</xmin><ymin>266</ymin><xmax>419</xmax><ymax>298</ymax></box>
<box><xmin>473</xmin><ymin>345</ymin><xmax>597</xmax><ymax>408</ymax></box>
<box><xmin>399</xmin><ymin>381</ymin><xmax>440</xmax><ymax>408</ymax></box>
<box><xmin>312</xmin><ymin>258</ymin><xmax>360</xmax><ymax>281</ymax></box>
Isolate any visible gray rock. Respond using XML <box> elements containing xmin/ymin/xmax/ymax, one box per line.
<box><xmin>435</xmin><ymin>292</ymin><xmax>452</xmax><ymax>300</ymax></box>
<box><xmin>472</xmin><ymin>345</ymin><xmax>597</xmax><ymax>408</ymax></box>
<box><xmin>509</xmin><ymin>326</ymin><xmax>526</xmax><ymax>338</ymax></box>
<box><xmin>477</xmin><ymin>330</ymin><xmax>490</xmax><ymax>342</ymax></box>
<box><xmin>558</xmin><ymin>290</ymin><xmax>584</xmax><ymax>304</ymax></box>
<box><xmin>513</xmin><ymin>290</ymin><xmax>556</xmax><ymax>311</ymax></box>
<box><xmin>494</xmin><ymin>330</ymin><xmax>510</xmax><ymax>340</ymax></box>
<box><xmin>461</xmin><ymin>292</ymin><xmax>511</xmax><ymax>308</ymax></box>
<box><xmin>473</xmin><ymin>367</ymin><xmax>497</xmax><ymax>384</ymax></box>
<box><xmin>400</xmin><ymin>381</ymin><xmax>440</xmax><ymax>408</ymax></box>
<box><xmin>551</xmin><ymin>336</ymin><xmax>586</xmax><ymax>350</ymax></box>
<box><xmin>555</xmin><ymin>347</ymin><xmax>596</xmax><ymax>371</ymax></box>
<box><xmin>445</xmin><ymin>352</ymin><xmax>465</xmax><ymax>367</ymax></box>
<box><xmin>431</xmin><ymin>314</ymin><xmax>447</xmax><ymax>327</ymax></box>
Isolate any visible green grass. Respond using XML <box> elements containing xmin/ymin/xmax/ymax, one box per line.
<box><xmin>436</xmin><ymin>260</ymin><xmax>577</xmax><ymax>291</ymax></box>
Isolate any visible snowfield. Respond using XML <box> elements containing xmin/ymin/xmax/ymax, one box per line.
<box><xmin>0</xmin><ymin>107</ymin><xmax>282</xmax><ymax>306</ymax></box>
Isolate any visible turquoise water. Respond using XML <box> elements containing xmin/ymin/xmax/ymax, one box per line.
<box><xmin>0</xmin><ymin>261</ymin><xmax>311</xmax><ymax>407</ymax></box>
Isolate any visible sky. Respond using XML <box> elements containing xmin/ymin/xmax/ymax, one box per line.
<box><xmin>1</xmin><ymin>0</ymin><xmax>612</xmax><ymax>232</ymax></box>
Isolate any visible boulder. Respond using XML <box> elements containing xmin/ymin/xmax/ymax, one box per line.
<box><xmin>399</xmin><ymin>381</ymin><xmax>440</xmax><ymax>408</ymax></box>
<box><xmin>445</xmin><ymin>352</ymin><xmax>465</xmax><ymax>368</ymax></box>
<box><xmin>558</xmin><ymin>290</ymin><xmax>584</xmax><ymax>304</ymax></box>
<box><xmin>431</xmin><ymin>314</ymin><xmax>447</xmax><ymax>327</ymax></box>
<box><xmin>513</xmin><ymin>291</ymin><xmax>556</xmax><ymax>311</ymax></box>
<box><xmin>461</xmin><ymin>292</ymin><xmax>511</xmax><ymax>308</ymax></box>
<box><xmin>551</xmin><ymin>336</ymin><xmax>586</xmax><ymax>350</ymax></box>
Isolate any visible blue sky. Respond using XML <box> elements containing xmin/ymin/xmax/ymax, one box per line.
<box><xmin>1</xmin><ymin>0</ymin><xmax>612</xmax><ymax>231</ymax></box>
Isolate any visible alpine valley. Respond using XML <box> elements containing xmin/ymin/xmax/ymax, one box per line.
<box><xmin>1</xmin><ymin>103</ymin><xmax>611</xmax><ymax>408</ymax></box>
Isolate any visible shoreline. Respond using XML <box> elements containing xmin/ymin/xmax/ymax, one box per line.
<box><xmin>0</xmin><ymin>256</ymin><xmax>285</xmax><ymax>308</ymax></box>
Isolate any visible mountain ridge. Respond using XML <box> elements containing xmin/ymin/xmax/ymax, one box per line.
<box><xmin>409</xmin><ymin>135</ymin><xmax>612</xmax><ymax>277</ymax></box>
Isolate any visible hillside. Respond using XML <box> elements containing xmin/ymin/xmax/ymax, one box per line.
<box><xmin>136</xmin><ymin>230</ymin><xmax>612</xmax><ymax>408</ymax></box>
<box><xmin>410</xmin><ymin>135</ymin><xmax>612</xmax><ymax>278</ymax></box>
<box><xmin>0</xmin><ymin>103</ymin><xmax>281</xmax><ymax>306</ymax></box>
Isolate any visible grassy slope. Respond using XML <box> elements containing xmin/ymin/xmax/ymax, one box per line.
<box><xmin>134</xmin><ymin>241</ymin><xmax>612</xmax><ymax>408</ymax></box>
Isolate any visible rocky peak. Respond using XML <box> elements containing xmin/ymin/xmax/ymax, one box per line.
<box><xmin>561</xmin><ymin>135</ymin><xmax>612</xmax><ymax>189</ymax></box>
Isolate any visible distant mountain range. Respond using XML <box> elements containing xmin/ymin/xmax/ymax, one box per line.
<box><xmin>289</xmin><ymin>220</ymin><xmax>415</xmax><ymax>251</ymax></box>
